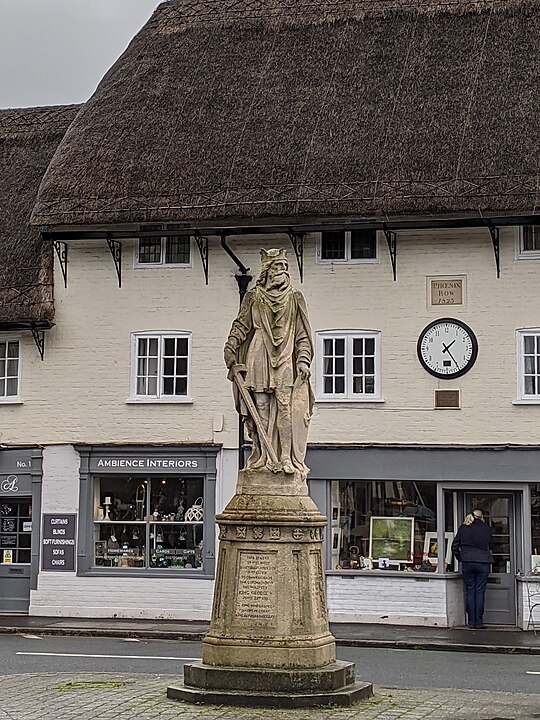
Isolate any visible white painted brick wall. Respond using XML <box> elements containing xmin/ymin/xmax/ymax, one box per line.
<box><xmin>327</xmin><ymin>574</ymin><xmax>451</xmax><ymax>626</ymax></box>
<box><xmin>3</xmin><ymin>227</ymin><xmax>540</xmax><ymax>448</ymax></box>
<box><xmin>30</xmin><ymin>574</ymin><xmax>213</xmax><ymax>620</ymax></box>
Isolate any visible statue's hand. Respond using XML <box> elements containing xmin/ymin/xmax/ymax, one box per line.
<box><xmin>224</xmin><ymin>347</ymin><xmax>237</xmax><ymax>369</ymax></box>
<box><xmin>297</xmin><ymin>361</ymin><xmax>311</xmax><ymax>382</ymax></box>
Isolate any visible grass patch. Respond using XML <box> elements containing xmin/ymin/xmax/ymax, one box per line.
<box><xmin>49</xmin><ymin>680</ymin><xmax>130</xmax><ymax>691</ymax></box>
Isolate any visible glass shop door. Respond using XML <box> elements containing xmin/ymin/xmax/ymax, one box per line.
<box><xmin>0</xmin><ymin>498</ymin><xmax>32</xmax><ymax>612</ymax></box>
<box><xmin>463</xmin><ymin>493</ymin><xmax>516</xmax><ymax>625</ymax></box>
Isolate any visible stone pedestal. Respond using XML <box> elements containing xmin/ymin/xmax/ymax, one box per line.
<box><xmin>168</xmin><ymin>469</ymin><xmax>373</xmax><ymax>707</ymax></box>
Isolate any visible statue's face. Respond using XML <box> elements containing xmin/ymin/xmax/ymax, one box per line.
<box><xmin>266</xmin><ymin>259</ymin><xmax>290</xmax><ymax>290</ymax></box>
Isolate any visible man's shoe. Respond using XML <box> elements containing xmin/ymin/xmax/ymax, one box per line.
<box><xmin>475</xmin><ymin>624</ymin><xmax>488</xmax><ymax>629</ymax></box>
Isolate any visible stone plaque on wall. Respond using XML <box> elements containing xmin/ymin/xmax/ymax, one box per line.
<box><xmin>235</xmin><ymin>550</ymin><xmax>277</xmax><ymax>621</ymax></box>
<box><xmin>428</xmin><ymin>276</ymin><xmax>465</xmax><ymax>307</ymax></box>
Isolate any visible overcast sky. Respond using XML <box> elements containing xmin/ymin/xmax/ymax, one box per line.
<box><xmin>0</xmin><ymin>0</ymin><xmax>162</xmax><ymax>109</ymax></box>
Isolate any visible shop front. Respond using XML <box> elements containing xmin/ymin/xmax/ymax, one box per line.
<box><xmin>0</xmin><ymin>448</ymin><xmax>42</xmax><ymax>613</ymax></box>
<box><xmin>307</xmin><ymin>445</ymin><xmax>540</xmax><ymax>628</ymax></box>
<box><xmin>29</xmin><ymin>444</ymin><xmax>220</xmax><ymax>620</ymax></box>
<box><xmin>77</xmin><ymin>445</ymin><xmax>219</xmax><ymax>577</ymax></box>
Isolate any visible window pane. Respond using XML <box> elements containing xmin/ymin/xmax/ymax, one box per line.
<box><xmin>137</xmin><ymin>377</ymin><xmax>146</xmax><ymax>395</ymax></box>
<box><xmin>324</xmin><ymin>357</ymin><xmax>334</xmax><ymax>374</ymax></box>
<box><xmin>139</xmin><ymin>238</ymin><xmax>162</xmax><ymax>263</ymax></box>
<box><xmin>163</xmin><ymin>377</ymin><xmax>174</xmax><ymax>395</ymax></box>
<box><xmin>176</xmin><ymin>358</ymin><xmax>188</xmax><ymax>376</ymax></box>
<box><xmin>148</xmin><ymin>339</ymin><xmax>158</xmax><ymax>356</ymax></box>
<box><xmin>138</xmin><ymin>338</ymin><xmax>147</xmax><ymax>355</ymax></box>
<box><xmin>523</xmin><ymin>226</ymin><xmax>540</xmax><ymax>252</ymax></box>
<box><xmin>0</xmin><ymin>360</ymin><xmax>4</xmax><ymax>377</ymax></box>
<box><xmin>365</xmin><ymin>376</ymin><xmax>375</xmax><ymax>394</ymax></box>
<box><xmin>335</xmin><ymin>357</ymin><xmax>345</xmax><ymax>375</ymax></box>
<box><xmin>353</xmin><ymin>338</ymin><xmax>363</xmax><ymax>355</ymax></box>
<box><xmin>353</xmin><ymin>376</ymin><xmax>363</xmax><ymax>394</ymax></box>
<box><xmin>164</xmin><ymin>338</ymin><xmax>176</xmax><ymax>356</ymax></box>
<box><xmin>148</xmin><ymin>376</ymin><xmax>158</xmax><ymax>395</ymax></box>
<box><xmin>137</xmin><ymin>358</ymin><xmax>147</xmax><ymax>375</ymax></box>
<box><xmin>177</xmin><ymin>338</ymin><xmax>189</xmax><ymax>356</ymax></box>
<box><xmin>324</xmin><ymin>377</ymin><xmax>333</xmax><ymax>394</ymax></box>
<box><xmin>7</xmin><ymin>342</ymin><xmax>19</xmax><ymax>359</ymax></box>
<box><xmin>331</xmin><ymin>480</ymin><xmax>437</xmax><ymax>569</ymax></box>
<box><xmin>321</xmin><ymin>231</ymin><xmax>346</xmax><ymax>260</ymax></box>
<box><xmin>6</xmin><ymin>360</ymin><xmax>18</xmax><ymax>377</ymax></box>
<box><xmin>165</xmin><ymin>236</ymin><xmax>190</xmax><ymax>264</ymax></box>
<box><xmin>350</xmin><ymin>229</ymin><xmax>377</xmax><ymax>259</ymax></box>
<box><xmin>335</xmin><ymin>338</ymin><xmax>345</xmax><ymax>355</ymax></box>
<box><xmin>163</xmin><ymin>358</ymin><xmax>175</xmax><ymax>375</ymax></box>
<box><xmin>525</xmin><ymin>356</ymin><xmax>536</xmax><ymax>374</ymax></box>
<box><xmin>365</xmin><ymin>338</ymin><xmax>375</xmax><ymax>355</ymax></box>
<box><xmin>148</xmin><ymin>358</ymin><xmax>158</xmax><ymax>377</ymax></box>
<box><xmin>353</xmin><ymin>357</ymin><xmax>363</xmax><ymax>374</ymax></box>
<box><xmin>524</xmin><ymin>335</ymin><xmax>535</xmax><ymax>354</ymax></box>
<box><xmin>323</xmin><ymin>339</ymin><xmax>333</xmax><ymax>355</ymax></box>
<box><xmin>335</xmin><ymin>377</ymin><xmax>345</xmax><ymax>394</ymax></box>
<box><xmin>6</xmin><ymin>378</ymin><xmax>18</xmax><ymax>396</ymax></box>
<box><xmin>0</xmin><ymin>343</ymin><xmax>5</xmax><ymax>359</ymax></box>
<box><xmin>175</xmin><ymin>377</ymin><xmax>188</xmax><ymax>395</ymax></box>
<box><xmin>525</xmin><ymin>376</ymin><xmax>536</xmax><ymax>395</ymax></box>
<box><xmin>0</xmin><ymin>379</ymin><xmax>4</xmax><ymax>396</ymax></box>
<box><xmin>365</xmin><ymin>357</ymin><xmax>375</xmax><ymax>374</ymax></box>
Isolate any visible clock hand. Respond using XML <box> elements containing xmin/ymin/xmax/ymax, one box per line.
<box><xmin>444</xmin><ymin>347</ymin><xmax>459</xmax><ymax>367</ymax></box>
<box><xmin>441</xmin><ymin>340</ymin><xmax>456</xmax><ymax>353</ymax></box>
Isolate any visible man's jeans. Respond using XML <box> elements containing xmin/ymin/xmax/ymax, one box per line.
<box><xmin>462</xmin><ymin>561</ymin><xmax>491</xmax><ymax>627</ymax></box>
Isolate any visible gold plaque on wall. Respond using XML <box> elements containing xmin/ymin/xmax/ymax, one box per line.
<box><xmin>428</xmin><ymin>276</ymin><xmax>466</xmax><ymax>307</ymax></box>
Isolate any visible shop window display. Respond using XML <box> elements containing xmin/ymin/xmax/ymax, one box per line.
<box><xmin>0</xmin><ymin>499</ymin><xmax>32</xmax><ymax>564</ymax></box>
<box><xmin>531</xmin><ymin>485</ymin><xmax>540</xmax><ymax>570</ymax></box>
<box><xmin>93</xmin><ymin>476</ymin><xmax>204</xmax><ymax>569</ymax></box>
<box><xmin>331</xmin><ymin>480</ymin><xmax>437</xmax><ymax>572</ymax></box>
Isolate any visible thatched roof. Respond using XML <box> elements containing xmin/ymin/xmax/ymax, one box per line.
<box><xmin>32</xmin><ymin>0</ymin><xmax>540</xmax><ymax>227</ymax></box>
<box><xmin>0</xmin><ymin>105</ymin><xmax>79</xmax><ymax>323</ymax></box>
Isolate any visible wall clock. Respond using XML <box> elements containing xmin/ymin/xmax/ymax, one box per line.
<box><xmin>417</xmin><ymin>318</ymin><xmax>478</xmax><ymax>379</ymax></box>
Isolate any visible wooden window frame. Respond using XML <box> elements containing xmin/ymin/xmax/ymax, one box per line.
<box><xmin>128</xmin><ymin>331</ymin><xmax>192</xmax><ymax>403</ymax></box>
<box><xmin>315</xmin><ymin>330</ymin><xmax>382</xmax><ymax>402</ymax></box>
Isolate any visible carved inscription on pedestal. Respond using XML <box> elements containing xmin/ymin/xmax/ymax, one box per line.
<box><xmin>235</xmin><ymin>551</ymin><xmax>277</xmax><ymax>621</ymax></box>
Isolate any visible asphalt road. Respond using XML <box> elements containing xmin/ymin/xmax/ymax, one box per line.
<box><xmin>2</xmin><ymin>634</ymin><xmax>540</xmax><ymax>693</ymax></box>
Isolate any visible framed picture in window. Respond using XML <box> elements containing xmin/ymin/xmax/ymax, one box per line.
<box><xmin>423</xmin><ymin>532</ymin><xmax>454</xmax><ymax>566</ymax></box>
<box><xmin>369</xmin><ymin>517</ymin><xmax>414</xmax><ymax>563</ymax></box>
<box><xmin>94</xmin><ymin>540</ymin><xmax>107</xmax><ymax>558</ymax></box>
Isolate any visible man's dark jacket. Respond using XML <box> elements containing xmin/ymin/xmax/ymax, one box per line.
<box><xmin>451</xmin><ymin>519</ymin><xmax>493</xmax><ymax>563</ymax></box>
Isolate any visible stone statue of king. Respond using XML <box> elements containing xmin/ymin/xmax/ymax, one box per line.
<box><xmin>224</xmin><ymin>248</ymin><xmax>314</xmax><ymax>478</ymax></box>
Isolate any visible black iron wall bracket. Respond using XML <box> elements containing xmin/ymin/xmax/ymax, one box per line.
<box><xmin>287</xmin><ymin>229</ymin><xmax>305</xmax><ymax>283</ymax></box>
<box><xmin>486</xmin><ymin>222</ymin><xmax>501</xmax><ymax>278</ymax></box>
<box><xmin>30</xmin><ymin>325</ymin><xmax>46</xmax><ymax>361</ymax></box>
<box><xmin>194</xmin><ymin>232</ymin><xmax>209</xmax><ymax>285</ymax></box>
<box><xmin>383</xmin><ymin>225</ymin><xmax>398</xmax><ymax>281</ymax></box>
<box><xmin>52</xmin><ymin>240</ymin><xmax>68</xmax><ymax>288</ymax></box>
<box><xmin>106</xmin><ymin>235</ymin><xmax>122</xmax><ymax>288</ymax></box>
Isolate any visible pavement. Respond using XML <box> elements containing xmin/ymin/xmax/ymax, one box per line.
<box><xmin>1</xmin><ymin>672</ymin><xmax>540</xmax><ymax>719</ymax></box>
<box><xmin>2</xmin><ymin>614</ymin><xmax>540</xmax><ymax>654</ymax></box>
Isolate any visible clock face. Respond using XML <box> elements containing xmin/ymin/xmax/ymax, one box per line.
<box><xmin>417</xmin><ymin>319</ymin><xmax>478</xmax><ymax>379</ymax></box>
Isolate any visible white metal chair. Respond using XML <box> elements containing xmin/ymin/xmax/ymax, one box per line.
<box><xmin>524</xmin><ymin>570</ymin><xmax>540</xmax><ymax>635</ymax></box>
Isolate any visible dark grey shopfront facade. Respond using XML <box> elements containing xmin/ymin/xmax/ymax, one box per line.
<box><xmin>0</xmin><ymin>447</ymin><xmax>42</xmax><ymax>612</ymax></box>
<box><xmin>76</xmin><ymin>445</ymin><xmax>219</xmax><ymax>578</ymax></box>
<box><xmin>306</xmin><ymin>444</ymin><xmax>540</xmax><ymax>627</ymax></box>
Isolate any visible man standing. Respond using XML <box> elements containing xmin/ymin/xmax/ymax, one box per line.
<box><xmin>224</xmin><ymin>248</ymin><xmax>314</xmax><ymax>478</ymax></box>
<box><xmin>451</xmin><ymin>509</ymin><xmax>493</xmax><ymax>629</ymax></box>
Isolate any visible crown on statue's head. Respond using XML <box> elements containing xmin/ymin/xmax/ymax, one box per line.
<box><xmin>260</xmin><ymin>248</ymin><xmax>288</xmax><ymax>265</ymax></box>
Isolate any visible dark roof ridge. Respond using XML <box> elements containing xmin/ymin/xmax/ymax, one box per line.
<box><xmin>151</xmin><ymin>0</ymin><xmax>539</xmax><ymax>30</ymax></box>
